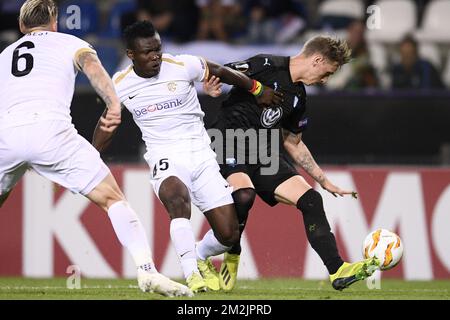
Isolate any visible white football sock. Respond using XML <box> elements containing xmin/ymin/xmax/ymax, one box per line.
<box><xmin>108</xmin><ymin>201</ymin><xmax>157</xmax><ymax>273</ymax></box>
<box><xmin>196</xmin><ymin>229</ymin><xmax>231</xmax><ymax>261</ymax></box>
<box><xmin>170</xmin><ymin>218</ymin><xmax>198</xmax><ymax>279</ymax></box>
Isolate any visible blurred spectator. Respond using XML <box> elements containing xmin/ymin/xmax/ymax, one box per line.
<box><xmin>246</xmin><ymin>0</ymin><xmax>306</xmax><ymax>44</ymax></box>
<box><xmin>121</xmin><ymin>0</ymin><xmax>174</xmax><ymax>38</ymax></box>
<box><xmin>170</xmin><ymin>1</ymin><xmax>199</xmax><ymax>43</ymax></box>
<box><xmin>196</xmin><ymin>0</ymin><xmax>243</xmax><ymax>42</ymax></box>
<box><xmin>326</xmin><ymin>20</ymin><xmax>378</xmax><ymax>90</ymax></box>
<box><xmin>0</xmin><ymin>0</ymin><xmax>26</xmax><ymax>37</ymax></box>
<box><xmin>121</xmin><ymin>0</ymin><xmax>198</xmax><ymax>43</ymax></box>
<box><xmin>391</xmin><ymin>35</ymin><xmax>444</xmax><ymax>89</ymax></box>
<box><xmin>0</xmin><ymin>0</ymin><xmax>26</xmax><ymax>51</ymax></box>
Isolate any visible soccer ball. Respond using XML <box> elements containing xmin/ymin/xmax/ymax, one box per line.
<box><xmin>362</xmin><ymin>229</ymin><xmax>403</xmax><ymax>270</ymax></box>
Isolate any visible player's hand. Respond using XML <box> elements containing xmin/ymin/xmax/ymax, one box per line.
<box><xmin>203</xmin><ymin>75</ymin><xmax>222</xmax><ymax>97</ymax></box>
<box><xmin>320</xmin><ymin>179</ymin><xmax>358</xmax><ymax>199</ymax></box>
<box><xmin>99</xmin><ymin>108</ymin><xmax>121</xmax><ymax>133</ymax></box>
<box><xmin>256</xmin><ymin>86</ymin><xmax>283</xmax><ymax>107</ymax></box>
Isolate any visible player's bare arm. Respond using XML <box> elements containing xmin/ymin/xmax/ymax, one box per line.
<box><xmin>77</xmin><ymin>51</ymin><xmax>122</xmax><ymax>152</ymax></box>
<box><xmin>206</xmin><ymin>60</ymin><xmax>283</xmax><ymax>106</ymax></box>
<box><xmin>77</xmin><ymin>51</ymin><xmax>122</xmax><ymax>116</ymax></box>
<box><xmin>282</xmin><ymin>129</ymin><xmax>356</xmax><ymax>198</ymax></box>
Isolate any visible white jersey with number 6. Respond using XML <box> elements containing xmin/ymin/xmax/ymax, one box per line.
<box><xmin>0</xmin><ymin>31</ymin><xmax>96</xmax><ymax>128</ymax></box>
<box><xmin>0</xmin><ymin>31</ymin><xmax>111</xmax><ymax>198</ymax></box>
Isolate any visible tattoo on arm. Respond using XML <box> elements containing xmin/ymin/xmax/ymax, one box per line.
<box><xmin>282</xmin><ymin>130</ymin><xmax>326</xmax><ymax>185</ymax></box>
<box><xmin>282</xmin><ymin>129</ymin><xmax>301</xmax><ymax>144</ymax></box>
<box><xmin>77</xmin><ymin>52</ymin><xmax>118</xmax><ymax>108</ymax></box>
<box><xmin>295</xmin><ymin>141</ymin><xmax>326</xmax><ymax>186</ymax></box>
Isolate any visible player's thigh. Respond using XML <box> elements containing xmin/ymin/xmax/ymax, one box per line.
<box><xmin>227</xmin><ymin>172</ymin><xmax>254</xmax><ymax>191</ymax></box>
<box><xmin>274</xmin><ymin>175</ymin><xmax>312</xmax><ymax>206</ymax></box>
<box><xmin>148</xmin><ymin>156</ymin><xmax>193</xmax><ymax>218</ymax></box>
<box><xmin>191</xmin><ymin>158</ymin><xmax>234</xmax><ymax>213</ymax></box>
<box><xmin>148</xmin><ymin>155</ymin><xmax>192</xmax><ymax>199</ymax></box>
<box><xmin>0</xmin><ymin>163</ymin><xmax>28</xmax><ymax>202</ymax></box>
<box><xmin>30</xmin><ymin>122</ymin><xmax>111</xmax><ymax>200</ymax></box>
<box><xmin>0</xmin><ymin>128</ymin><xmax>29</xmax><ymax>206</ymax></box>
<box><xmin>158</xmin><ymin>176</ymin><xmax>192</xmax><ymax>219</ymax></box>
<box><xmin>252</xmin><ymin>156</ymin><xmax>300</xmax><ymax>206</ymax></box>
<box><xmin>220</xmin><ymin>163</ymin><xmax>254</xmax><ymax>191</ymax></box>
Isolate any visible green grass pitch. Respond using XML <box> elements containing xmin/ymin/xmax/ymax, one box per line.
<box><xmin>0</xmin><ymin>278</ymin><xmax>449</xmax><ymax>300</ymax></box>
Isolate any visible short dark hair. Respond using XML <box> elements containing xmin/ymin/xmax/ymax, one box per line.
<box><xmin>123</xmin><ymin>21</ymin><xmax>157</xmax><ymax>49</ymax></box>
<box><xmin>302</xmin><ymin>36</ymin><xmax>352</xmax><ymax>66</ymax></box>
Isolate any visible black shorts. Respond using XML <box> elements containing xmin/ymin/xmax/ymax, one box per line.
<box><xmin>219</xmin><ymin>152</ymin><xmax>299</xmax><ymax>206</ymax></box>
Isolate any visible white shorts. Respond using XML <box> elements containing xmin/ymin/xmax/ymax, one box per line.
<box><xmin>146</xmin><ymin>146</ymin><xmax>233</xmax><ymax>213</ymax></box>
<box><xmin>0</xmin><ymin>120</ymin><xmax>110</xmax><ymax>196</ymax></box>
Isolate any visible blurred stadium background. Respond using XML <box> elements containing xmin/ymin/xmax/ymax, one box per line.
<box><xmin>1</xmin><ymin>0</ymin><xmax>449</xmax><ymax>293</ymax></box>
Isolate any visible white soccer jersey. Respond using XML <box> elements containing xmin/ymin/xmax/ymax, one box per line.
<box><xmin>113</xmin><ymin>53</ymin><xmax>210</xmax><ymax>153</ymax></box>
<box><xmin>0</xmin><ymin>31</ymin><xmax>96</xmax><ymax>128</ymax></box>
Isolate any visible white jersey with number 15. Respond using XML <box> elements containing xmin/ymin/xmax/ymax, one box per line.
<box><xmin>113</xmin><ymin>53</ymin><xmax>210</xmax><ymax>152</ymax></box>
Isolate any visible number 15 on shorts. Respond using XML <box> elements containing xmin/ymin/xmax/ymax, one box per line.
<box><xmin>152</xmin><ymin>158</ymin><xmax>169</xmax><ymax>178</ymax></box>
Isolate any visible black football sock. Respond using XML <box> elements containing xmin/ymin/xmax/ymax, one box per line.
<box><xmin>297</xmin><ymin>189</ymin><xmax>344</xmax><ymax>274</ymax></box>
<box><xmin>228</xmin><ymin>188</ymin><xmax>256</xmax><ymax>255</ymax></box>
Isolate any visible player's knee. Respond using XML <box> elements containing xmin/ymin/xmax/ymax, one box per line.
<box><xmin>232</xmin><ymin>188</ymin><xmax>256</xmax><ymax>209</ymax></box>
<box><xmin>232</xmin><ymin>188</ymin><xmax>256</xmax><ymax>223</ymax></box>
<box><xmin>296</xmin><ymin>188</ymin><xmax>324</xmax><ymax>214</ymax></box>
<box><xmin>215</xmin><ymin>227</ymin><xmax>240</xmax><ymax>247</ymax></box>
<box><xmin>163</xmin><ymin>195</ymin><xmax>191</xmax><ymax>219</ymax></box>
<box><xmin>92</xmin><ymin>187</ymin><xmax>125</xmax><ymax>212</ymax></box>
<box><xmin>296</xmin><ymin>189</ymin><xmax>331</xmax><ymax>238</ymax></box>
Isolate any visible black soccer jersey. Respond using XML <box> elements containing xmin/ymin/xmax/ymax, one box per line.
<box><xmin>213</xmin><ymin>54</ymin><xmax>308</xmax><ymax>134</ymax></box>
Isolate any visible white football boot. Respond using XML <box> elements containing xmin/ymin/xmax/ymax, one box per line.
<box><xmin>137</xmin><ymin>269</ymin><xmax>194</xmax><ymax>297</ymax></box>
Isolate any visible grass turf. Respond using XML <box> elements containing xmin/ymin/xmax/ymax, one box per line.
<box><xmin>0</xmin><ymin>278</ymin><xmax>449</xmax><ymax>300</ymax></box>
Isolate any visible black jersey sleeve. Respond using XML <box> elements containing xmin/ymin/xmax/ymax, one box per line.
<box><xmin>224</xmin><ymin>55</ymin><xmax>274</xmax><ymax>78</ymax></box>
<box><xmin>281</xmin><ymin>106</ymin><xmax>308</xmax><ymax>134</ymax></box>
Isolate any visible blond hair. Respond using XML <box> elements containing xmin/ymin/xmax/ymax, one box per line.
<box><xmin>302</xmin><ymin>36</ymin><xmax>352</xmax><ymax>66</ymax></box>
<box><xmin>19</xmin><ymin>0</ymin><xmax>58</xmax><ymax>31</ymax></box>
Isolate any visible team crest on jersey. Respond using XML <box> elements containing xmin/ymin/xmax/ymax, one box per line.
<box><xmin>261</xmin><ymin>107</ymin><xmax>283</xmax><ymax>128</ymax></box>
<box><xmin>167</xmin><ymin>82</ymin><xmax>177</xmax><ymax>92</ymax></box>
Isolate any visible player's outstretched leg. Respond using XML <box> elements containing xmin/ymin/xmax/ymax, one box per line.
<box><xmin>329</xmin><ymin>257</ymin><xmax>380</xmax><ymax>291</ymax></box>
<box><xmin>296</xmin><ymin>189</ymin><xmax>380</xmax><ymax>290</ymax></box>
